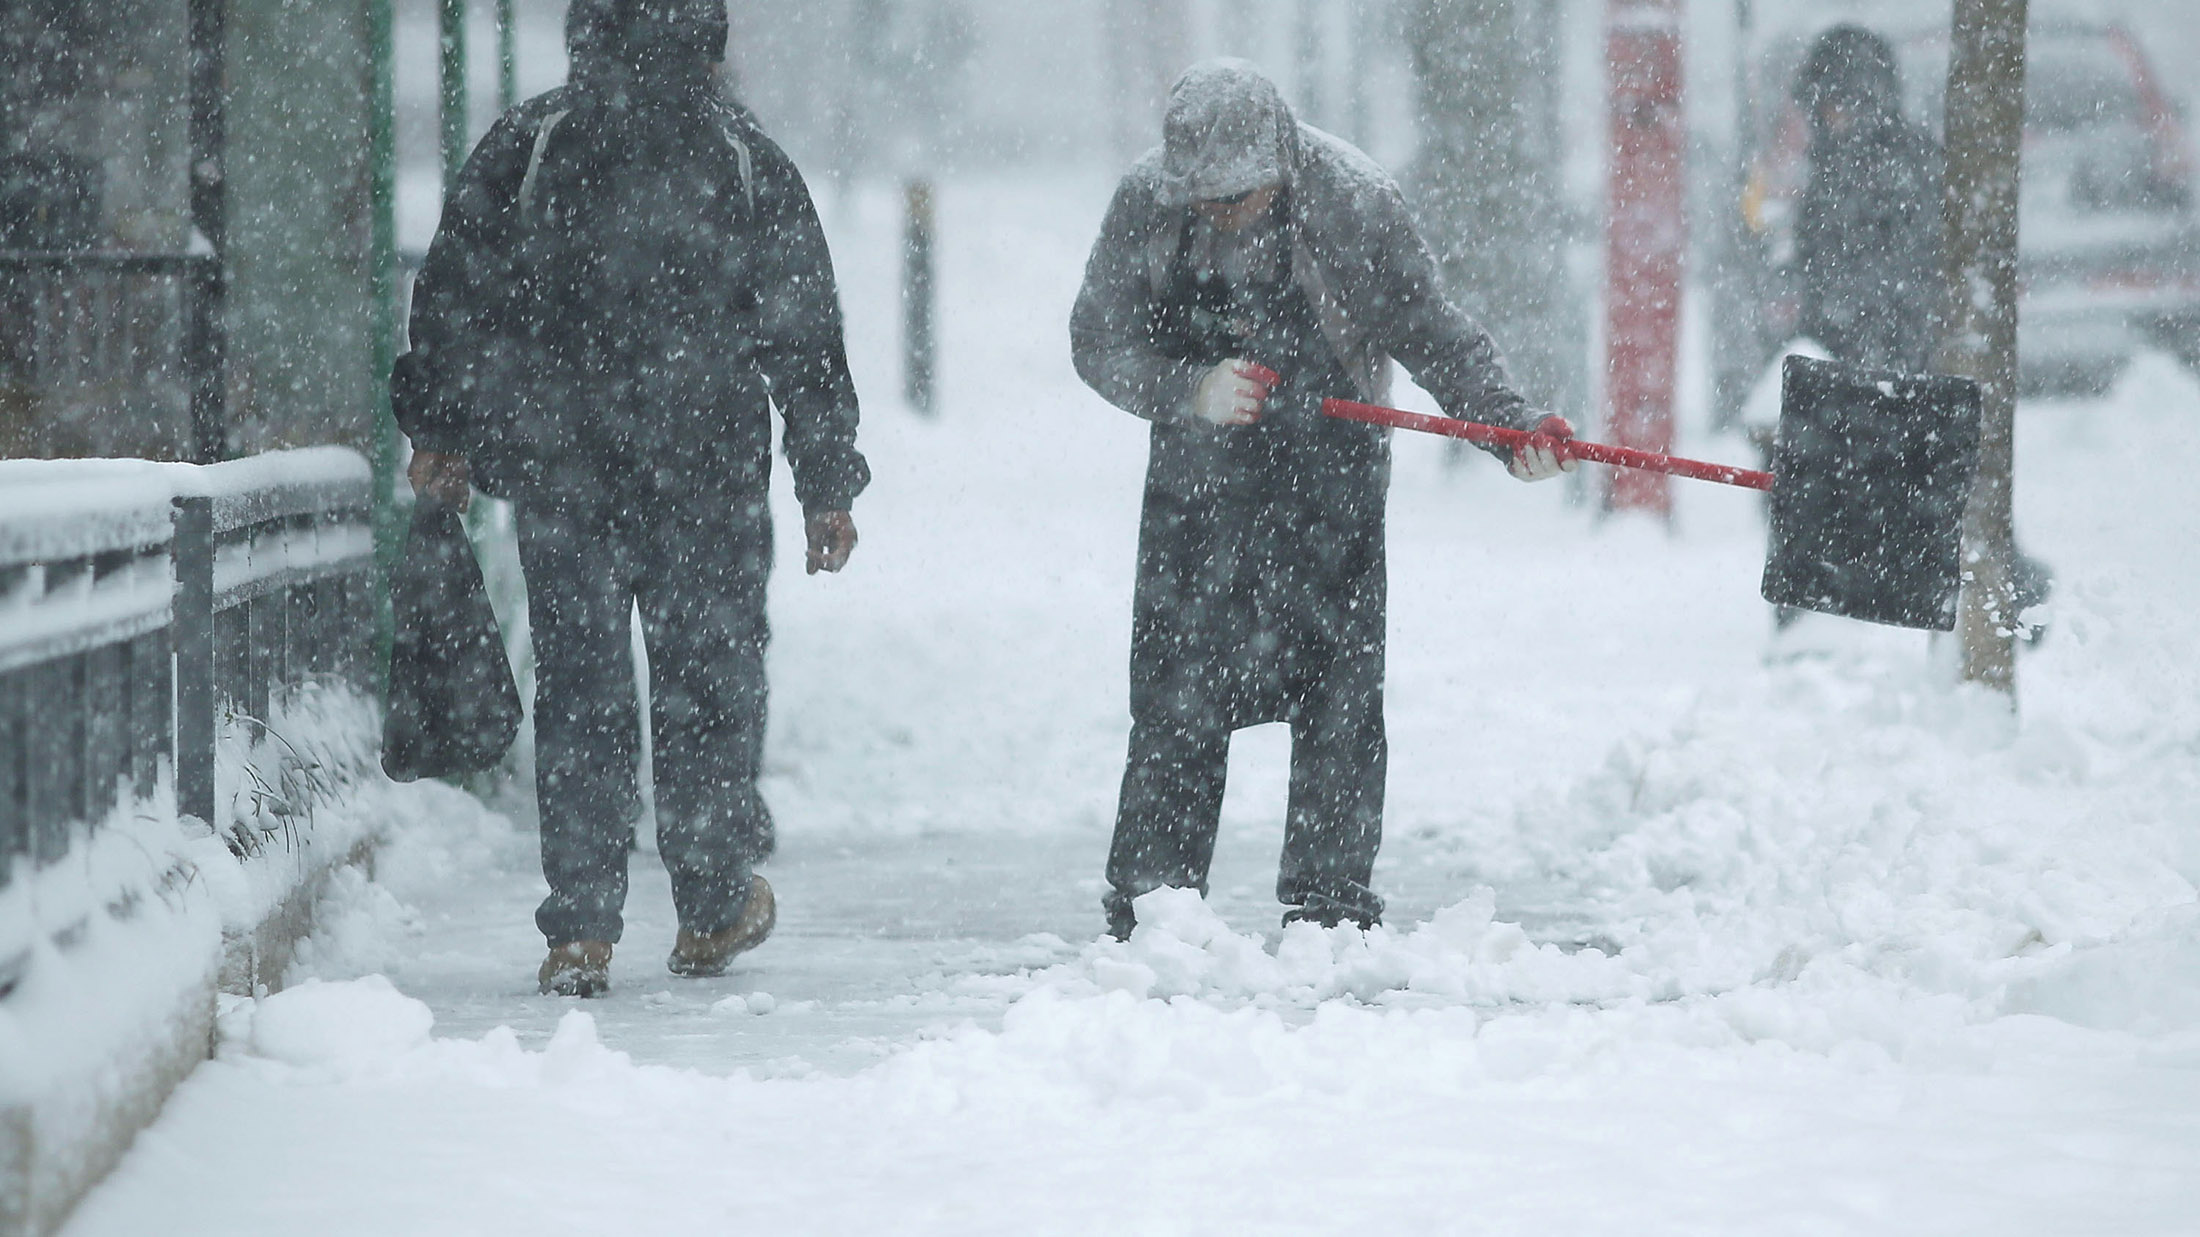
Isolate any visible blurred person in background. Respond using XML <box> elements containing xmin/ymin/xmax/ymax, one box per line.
<box><xmin>1783</xmin><ymin>24</ymin><xmax>2048</xmax><ymax>635</ymax></box>
<box><xmin>1071</xmin><ymin>59</ymin><xmax>1572</xmax><ymax>941</ymax></box>
<box><xmin>1791</xmin><ymin>24</ymin><xmax>1944</xmax><ymax>376</ymax></box>
<box><xmin>391</xmin><ymin>0</ymin><xmax>868</xmax><ymax>997</ymax></box>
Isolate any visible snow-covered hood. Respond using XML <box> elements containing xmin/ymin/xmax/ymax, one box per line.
<box><xmin>1156</xmin><ymin>59</ymin><xmax>1302</xmax><ymax>208</ymax></box>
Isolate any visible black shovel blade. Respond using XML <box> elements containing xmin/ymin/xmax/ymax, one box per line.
<box><xmin>1762</xmin><ymin>356</ymin><xmax>1983</xmax><ymax>631</ymax></box>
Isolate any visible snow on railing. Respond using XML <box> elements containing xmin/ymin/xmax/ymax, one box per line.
<box><xmin>0</xmin><ymin>449</ymin><xmax>377</xmax><ymax>1000</ymax></box>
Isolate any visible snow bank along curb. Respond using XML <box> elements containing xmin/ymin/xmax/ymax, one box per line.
<box><xmin>0</xmin><ymin>450</ymin><xmax>390</xmax><ymax>1236</ymax></box>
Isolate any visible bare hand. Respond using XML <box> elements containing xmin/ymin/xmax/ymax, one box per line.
<box><xmin>805</xmin><ymin>510</ymin><xmax>857</xmax><ymax>575</ymax></box>
<box><xmin>1191</xmin><ymin>359</ymin><xmax>1278</xmax><ymax>427</ymax></box>
<box><xmin>408</xmin><ymin>450</ymin><xmax>472</xmax><ymax>510</ymax></box>
<box><xmin>1508</xmin><ymin>415</ymin><xmax>1579</xmax><ymax>483</ymax></box>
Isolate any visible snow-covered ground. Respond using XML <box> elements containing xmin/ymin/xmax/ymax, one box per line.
<box><xmin>65</xmin><ymin>176</ymin><xmax>2200</xmax><ymax>1235</ymax></box>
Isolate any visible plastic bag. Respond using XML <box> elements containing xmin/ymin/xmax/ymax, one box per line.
<box><xmin>382</xmin><ymin>500</ymin><xmax>522</xmax><ymax>781</ymax></box>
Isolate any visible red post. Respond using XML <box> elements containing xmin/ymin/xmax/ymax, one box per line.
<box><xmin>1603</xmin><ymin>0</ymin><xmax>1686</xmax><ymax>516</ymax></box>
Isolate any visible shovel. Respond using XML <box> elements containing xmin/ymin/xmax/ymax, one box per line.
<box><xmin>1323</xmin><ymin>356</ymin><xmax>1983</xmax><ymax>631</ymax></box>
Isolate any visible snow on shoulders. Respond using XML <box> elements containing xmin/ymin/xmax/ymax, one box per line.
<box><xmin>1297</xmin><ymin>123</ymin><xmax>1398</xmax><ymax>197</ymax></box>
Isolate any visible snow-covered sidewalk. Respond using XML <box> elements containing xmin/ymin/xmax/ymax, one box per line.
<box><xmin>65</xmin><ymin>177</ymin><xmax>2200</xmax><ymax>1235</ymax></box>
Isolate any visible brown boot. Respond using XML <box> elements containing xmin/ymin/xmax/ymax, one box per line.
<box><xmin>668</xmin><ymin>875</ymin><xmax>776</xmax><ymax>978</ymax></box>
<box><xmin>538</xmin><ymin>941</ymin><xmax>613</xmax><ymax>997</ymax></box>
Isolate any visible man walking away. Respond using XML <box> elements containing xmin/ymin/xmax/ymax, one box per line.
<box><xmin>391</xmin><ymin>0</ymin><xmax>869</xmax><ymax>996</ymax></box>
<box><xmin>1071</xmin><ymin>60</ymin><xmax>1572</xmax><ymax>940</ymax></box>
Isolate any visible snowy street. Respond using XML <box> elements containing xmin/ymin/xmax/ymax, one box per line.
<box><xmin>62</xmin><ymin>176</ymin><xmax>2200</xmax><ymax>1234</ymax></box>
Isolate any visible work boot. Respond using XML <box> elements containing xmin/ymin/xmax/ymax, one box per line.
<box><xmin>667</xmin><ymin>875</ymin><xmax>776</xmax><ymax>978</ymax></box>
<box><xmin>538</xmin><ymin>941</ymin><xmax>613</xmax><ymax>997</ymax></box>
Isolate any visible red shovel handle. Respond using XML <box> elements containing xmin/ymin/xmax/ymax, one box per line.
<box><xmin>1321</xmin><ymin>399</ymin><xmax>1775</xmax><ymax>492</ymax></box>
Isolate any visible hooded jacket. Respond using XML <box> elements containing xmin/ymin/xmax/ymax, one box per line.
<box><xmin>1072</xmin><ymin>61</ymin><xmax>1531</xmax><ymax>729</ymax></box>
<box><xmin>391</xmin><ymin>0</ymin><xmax>868</xmax><ymax>514</ymax></box>
<box><xmin>1072</xmin><ymin>60</ymin><xmax>1528</xmax><ymax>430</ymax></box>
<box><xmin>1792</xmin><ymin>26</ymin><xmax>1945</xmax><ymax>374</ymax></box>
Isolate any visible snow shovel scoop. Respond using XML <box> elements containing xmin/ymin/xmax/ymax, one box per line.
<box><xmin>1322</xmin><ymin>356</ymin><xmax>1984</xmax><ymax>630</ymax></box>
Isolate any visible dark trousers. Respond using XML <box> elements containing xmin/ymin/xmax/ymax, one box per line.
<box><xmin>517</xmin><ymin>499</ymin><xmax>772</xmax><ymax>947</ymax></box>
<box><xmin>1105</xmin><ymin>674</ymin><xmax>1386</xmax><ymax>934</ymax></box>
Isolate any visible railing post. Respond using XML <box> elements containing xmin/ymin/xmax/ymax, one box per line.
<box><xmin>173</xmin><ymin>496</ymin><xmax>216</xmax><ymax>827</ymax></box>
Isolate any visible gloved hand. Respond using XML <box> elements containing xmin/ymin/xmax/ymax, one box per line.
<box><xmin>1190</xmin><ymin>359</ymin><xmax>1279</xmax><ymax>427</ymax></box>
<box><xmin>805</xmin><ymin>510</ymin><xmax>857</xmax><ymax>575</ymax></box>
<box><xmin>1508</xmin><ymin>415</ymin><xmax>1578</xmax><ymax>482</ymax></box>
<box><xmin>407</xmin><ymin>450</ymin><xmax>472</xmax><ymax>511</ymax></box>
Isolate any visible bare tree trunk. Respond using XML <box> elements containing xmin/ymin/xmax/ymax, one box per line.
<box><xmin>1403</xmin><ymin>0</ymin><xmax>1582</xmax><ymax>424</ymax></box>
<box><xmin>1937</xmin><ymin>0</ymin><xmax>2026</xmax><ymax>698</ymax></box>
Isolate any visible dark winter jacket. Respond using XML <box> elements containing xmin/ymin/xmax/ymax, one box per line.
<box><xmin>1071</xmin><ymin>61</ymin><xmax>1529</xmax><ymax>727</ymax></box>
<box><xmin>391</xmin><ymin>79</ymin><xmax>868</xmax><ymax>514</ymax></box>
<box><xmin>1793</xmin><ymin>27</ymin><xmax>1946</xmax><ymax>374</ymax></box>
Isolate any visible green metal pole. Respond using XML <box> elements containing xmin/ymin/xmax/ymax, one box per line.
<box><xmin>497</xmin><ymin>0</ymin><xmax>518</xmax><ymax>111</ymax></box>
<box><xmin>440</xmin><ymin>0</ymin><xmax>470</xmax><ymax>188</ymax></box>
<box><xmin>368</xmin><ymin>0</ymin><xmax>401</xmax><ymax>686</ymax></box>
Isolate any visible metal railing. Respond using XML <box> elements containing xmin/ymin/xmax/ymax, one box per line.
<box><xmin>0</xmin><ymin>449</ymin><xmax>374</xmax><ymax>997</ymax></box>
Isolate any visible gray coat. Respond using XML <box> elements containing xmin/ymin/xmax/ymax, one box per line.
<box><xmin>1071</xmin><ymin>100</ymin><xmax>1530</xmax><ymax>728</ymax></box>
<box><xmin>1070</xmin><ymin>124</ymin><xmax>1529</xmax><ymax>429</ymax></box>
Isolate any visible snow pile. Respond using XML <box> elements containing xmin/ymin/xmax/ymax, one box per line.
<box><xmin>282</xmin><ymin>777</ymin><xmax>522</xmax><ymax>984</ymax></box>
<box><xmin>996</xmin><ymin>640</ymin><xmax>2198</xmax><ymax>1055</ymax></box>
<box><xmin>200</xmin><ymin>682</ymin><xmax>394</xmax><ymax>929</ymax></box>
<box><xmin>0</xmin><ymin>799</ymin><xmax>222</xmax><ymax>1106</ymax></box>
<box><xmin>70</xmin><ymin>964</ymin><xmax>2192</xmax><ymax>1237</ymax></box>
<box><xmin>1064</xmin><ymin>886</ymin><xmax>1646</xmax><ymax>1008</ymax></box>
<box><xmin>0</xmin><ymin>674</ymin><xmax>427</xmax><ymax>1114</ymax></box>
<box><xmin>249</xmin><ymin>976</ymin><xmax>435</xmax><ymax>1070</ymax></box>
<box><xmin>985</xmin><ymin>607</ymin><xmax>2200</xmax><ymax>1047</ymax></box>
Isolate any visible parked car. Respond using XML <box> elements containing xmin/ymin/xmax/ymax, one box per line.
<box><xmin>1713</xmin><ymin>14</ymin><xmax>2200</xmax><ymax>405</ymax></box>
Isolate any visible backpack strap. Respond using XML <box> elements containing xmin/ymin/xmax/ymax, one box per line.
<box><xmin>728</xmin><ymin>131</ymin><xmax>755</xmax><ymax>215</ymax></box>
<box><xmin>707</xmin><ymin>100</ymin><xmax>757</xmax><ymax>214</ymax></box>
<box><xmin>516</xmin><ymin>108</ymin><xmax>573</xmax><ymax>219</ymax></box>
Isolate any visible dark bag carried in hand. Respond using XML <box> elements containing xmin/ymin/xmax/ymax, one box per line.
<box><xmin>382</xmin><ymin>500</ymin><xmax>523</xmax><ymax>781</ymax></box>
